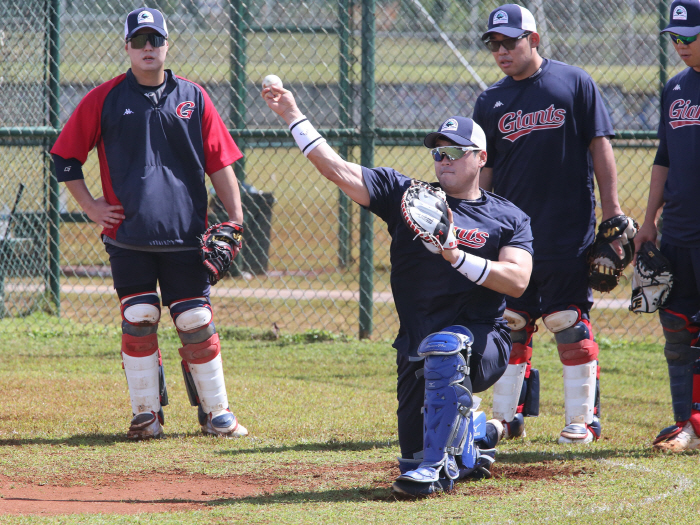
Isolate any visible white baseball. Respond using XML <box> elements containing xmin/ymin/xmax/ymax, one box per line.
<box><xmin>262</xmin><ymin>74</ymin><xmax>283</xmax><ymax>90</ymax></box>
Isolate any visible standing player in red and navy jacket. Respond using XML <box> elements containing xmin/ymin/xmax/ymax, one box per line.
<box><xmin>51</xmin><ymin>7</ymin><xmax>248</xmax><ymax>440</ymax></box>
<box><xmin>636</xmin><ymin>0</ymin><xmax>700</xmax><ymax>452</ymax></box>
<box><xmin>473</xmin><ymin>4</ymin><xmax>633</xmax><ymax>444</ymax></box>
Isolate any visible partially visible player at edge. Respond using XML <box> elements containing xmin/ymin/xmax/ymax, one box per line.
<box><xmin>262</xmin><ymin>85</ymin><xmax>533</xmax><ymax>496</ymax></box>
<box><xmin>50</xmin><ymin>7</ymin><xmax>248</xmax><ymax>440</ymax></box>
<box><xmin>473</xmin><ymin>4</ymin><xmax>635</xmax><ymax>444</ymax></box>
<box><xmin>635</xmin><ymin>0</ymin><xmax>700</xmax><ymax>452</ymax></box>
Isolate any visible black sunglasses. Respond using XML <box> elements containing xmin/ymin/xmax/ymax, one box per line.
<box><xmin>127</xmin><ymin>33</ymin><xmax>167</xmax><ymax>49</ymax></box>
<box><xmin>483</xmin><ymin>32</ymin><xmax>531</xmax><ymax>52</ymax></box>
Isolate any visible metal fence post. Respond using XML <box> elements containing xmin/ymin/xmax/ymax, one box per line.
<box><xmin>359</xmin><ymin>0</ymin><xmax>375</xmax><ymax>339</ymax></box>
<box><xmin>230</xmin><ymin>0</ymin><xmax>247</xmax><ymax>182</ymax></box>
<box><xmin>658</xmin><ymin>0</ymin><xmax>670</xmax><ymax>100</ymax></box>
<box><xmin>337</xmin><ymin>0</ymin><xmax>352</xmax><ymax>268</ymax></box>
<box><xmin>47</xmin><ymin>0</ymin><xmax>61</xmax><ymax>315</ymax></box>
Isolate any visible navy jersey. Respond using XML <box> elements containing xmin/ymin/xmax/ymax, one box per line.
<box><xmin>654</xmin><ymin>67</ymin><xmax>700</xmax><ymax>246</ymax></box>
<box><xmin>473</xmin><ymin>59</ymin><xmax>614</xmax><ymax>261</ymax></box>
<box><xmin>51</xmin><ymin>69</ymin><xmax>242</xmax><ymax>247</ymax></box>
<box><xmin>362</xmin><ymin>167</ymin><xmax>533</xmax><ymax>358</ymax></box>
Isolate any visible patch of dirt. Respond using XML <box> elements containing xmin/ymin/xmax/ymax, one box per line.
<box><xmin>0</xmin><ymin>461</ymin><xmax>591</xmax><ymax>515</ymax></box>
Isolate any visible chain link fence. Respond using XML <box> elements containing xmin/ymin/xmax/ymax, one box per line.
<box><xmin>0</xmin><ymin>0</ymin><xmax>682</xmax><ymax>341</ymax></box>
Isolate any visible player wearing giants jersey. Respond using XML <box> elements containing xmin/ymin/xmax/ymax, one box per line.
<box><xmin>636</xmin><ymin>0</ymin><xmax>700</xmax><ymax>452</ymax></box>
<box><xmin>473</xmin><ymin>4</ymin><xmax>626</xmax><ymax>444</ymax></box>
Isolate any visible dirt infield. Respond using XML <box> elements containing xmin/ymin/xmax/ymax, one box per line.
<box><xmin>0</xmin><ymin>462</ymin><xmax>582</xmax><ymax>515</ymax></box>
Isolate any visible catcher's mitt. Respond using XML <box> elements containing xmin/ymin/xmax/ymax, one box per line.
<box><xmin>588</xmin><ymin>215</ymin><xmax>638</xmax><ymax>292</ymax></box>
<box><xmin>629</xmin><ymin>241</ymin><xmax>673</xmax><ymax>313</ymax></box>
<box><xmin>200</xmin><ymin>221</ymin><xmax>244</xmax><ymax>285</ymax></box>
<box><xmin>400</xmin><ymin>180</ymin><xmax>458</xmax><ymax>253</ymax></box>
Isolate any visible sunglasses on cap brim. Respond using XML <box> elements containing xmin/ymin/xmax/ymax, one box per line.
<box><xmin>669</xmin><ymin>32</ymin><xmax>699</xmax><ymax>45</ymax></box>
<box><xmin>127</xmin><ymin>33</ymin><xmax>167</xmax><ymax>49</ymax></box>
<box><xmin>482</xmin><ymin>32</ymin><xmax>531</xmax><ymax>52</ymax></box>
<box><xmin>431</xmin><ymin>146</ymin><xmax>481</xmax><ymax>162</ymax></box>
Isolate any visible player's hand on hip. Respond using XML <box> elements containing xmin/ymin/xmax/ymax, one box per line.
<box><xmin>85</xmin><ymin>196</ymin><xmax>125</xmax><ymax>229</ymax></box>
<box><xmin>261</xmin><ymin>85</ymin><xmax>303</xmax><ymax>125</ymax></box>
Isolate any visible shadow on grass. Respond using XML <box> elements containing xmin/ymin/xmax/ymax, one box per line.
<box><xmin>0</xmin><ymin>435</ymin><xmax>400</xmax><ymax>453</ymax></box>
<box><xmin>0</xmin><ymin>431</ymin><xmax>219</xmax><ymax>447</ymax></box>
<box><xmin>207</xmin><ymin>486</ymin><xmax>399</xmax><ymax>506</ymax></box>
<box><xmin>0</xmin><ymin>433</ymin><xmax>130</xmax><ymax>447</ymax></box>
<box><xmin>498</xmin><ymin>447</ymin><xmax>659</xmax><ymax>463</ymax></box>
<box><xmin>215</xmin><ymin>439</ymin><xmax>400</xmax><ymax>455</ymax></box>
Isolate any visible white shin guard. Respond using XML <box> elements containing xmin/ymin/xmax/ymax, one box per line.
<box><xmin>188</xmin><ymin>353</ymin><xmax>229</xmax><ymax>418</ymax></box>
<box><xmin>122</xmin><ymin>351</ymin><xmax>161</xmax><ymax>416</ymax></box>
<box><xmin>563</xmin><ymin>362</ymin><xmax>597</xmax><ymax>425</ymax></box>
<box><xmin>492</xmin><ymin>363</ymin><xmax>527</xmax><ymax>423</ymax></box>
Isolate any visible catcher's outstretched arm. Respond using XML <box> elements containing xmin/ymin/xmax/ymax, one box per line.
<box><xmin>262</xmin><ymin>85</ymin><xmax>369</xmax><ymax>207</ymax></box>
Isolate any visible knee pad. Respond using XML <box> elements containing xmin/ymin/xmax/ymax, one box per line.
<box><xmin>397</xmin><ymin>326</ymin><xmax>477</xmax><ymax>484</ymax></box>
<box><xmin>503</xmin><ymin>308</ymin><xmax>532</xmax><ymax>333</ymax></box>
<box><xmin>660</xmin><ymin>310</ymin><xmax>700</xmax><ymax>363</ymax></box>
<box><xmin>544</xmin><ymin>307</ymin><xmax>599</xmax><ymax>365</ymax></box>
<box><xmin>170</xmin><ymin>297</ymin><xmax>217</xmax><ymax>344</ymax></box>
<box><xmin>121</xmin><ymin>292</ymin><xmax>160</xmax><ymax>328</ymax></box>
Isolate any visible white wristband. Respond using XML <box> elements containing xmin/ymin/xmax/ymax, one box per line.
<box><xmin>451</xmin><ymin>250</ymin><xmax>491</xmax><ymax>285</ymax></box>
<box><xmin>289</xmin><ymin>115</ymin><xmax>326</xmax><ymax>157</ymax></box>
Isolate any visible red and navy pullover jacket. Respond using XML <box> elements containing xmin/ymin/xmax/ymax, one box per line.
<box><xmin>51</xmin><ymin>69</ymin><xmax>242</xmax><ymax>247</ymax></box>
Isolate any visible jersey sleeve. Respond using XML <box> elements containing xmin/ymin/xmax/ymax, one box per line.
<box><xmin>654</xmin><ymin>87</ymin><xmax>670</xmax><ymax>167</ymax></box>
<box><xmin>580</xmin><ymin>75</ymin><xmax>615</xmax><ymax>144</ymax></box>
<box><xmin>199</xmin><ymin>86</ymin><xmax>243</xmax><ymax>174</ymax></box>
<box><xmin>50</xmin><ymin>88</ymin><xmax>104</xmax><ymax>165</ymax></box>
<box><xmin>361</xmin><ymin>166</ymin><xmax>410</xmax><ymax>223</ymax></box>
<box><xmin>500</xmin><ymin>207</ymin><xmax>534</xmax><ymax>255</ymax></box>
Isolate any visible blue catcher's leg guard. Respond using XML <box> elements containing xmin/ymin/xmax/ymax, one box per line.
<box><xmin>393</xmin><ymin>326</ymin><xmax>482</xmax><ymax>496</ymax></box>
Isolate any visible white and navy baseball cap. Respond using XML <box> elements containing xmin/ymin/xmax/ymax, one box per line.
<box><xmin>661</xmin><ymin>0</ymin><xmax>700</xmax><ymax>36</ymax></box>
<box><xmin>124</xmin><ymin>7</ymin><xmax>169</xmax><ymax>40</ymax></box>
<box><xmin>424</xmin><ymin>117</ymin><xmax>487</xmax><ymax>151</ymax></box>
<box><xmin>482</xmin><ymin>4</ymin><xmax>537</xmax><ymax>40</ymax></box>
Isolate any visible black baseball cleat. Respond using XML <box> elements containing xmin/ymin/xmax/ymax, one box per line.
<box><xmin>391</xmin><ymin>477</ymin><xmax>454</xmax><ymax>497</ymax></box>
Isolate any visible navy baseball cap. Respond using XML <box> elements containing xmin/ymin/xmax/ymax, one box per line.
<box><xmin>424</xmin><ymin>117</ymin><xmax>487</xmax><ymax>151</ymax></box>
<box><xmin>661</xmin><ymin>0</ymin><xmax>700</xmax><ymax>36</ymax></box>
<box><xmin>124</xmin><ymin>7</ymin><xmax>169</xmax><ymax>40</ymax></box>
<box><xmin>482</xmin><ymin>4</ymin><xmax>537</xmax><ymax>40</ymax></box>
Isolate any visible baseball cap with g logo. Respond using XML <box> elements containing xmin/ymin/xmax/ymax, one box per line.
<box><xmin>661</xmin><ymin>0</ymin><xmax>700</xmax><ymax>37</ymax></box>
<box><xmin>124</xmin><ymin>7</ymin><xmax>169</xmax><ymax>40</ymax></box>
<box><xmin>424</xmin><ymin>117</ymin><xmax>487</xmax><ymax>151</ymax></box>
<box><xmin>482</xmin><ymin>3</ymin><xmax>537</xmax><ymax>40</ymax></box>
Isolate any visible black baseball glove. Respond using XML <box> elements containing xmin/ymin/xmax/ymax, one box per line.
<box><xmin>629</xmin><ymin>241</ymin><xmax>673</xmax><ymax>313</ymax></box>
<box><xmin>199</xmin><ymin>221</ymin><xmax>244</xmax><ymax>285</ymax></box>
<box><xmin>588</xmin><ymin>215</ymin><xmax>638</xmax><ymax>292</ymax></box>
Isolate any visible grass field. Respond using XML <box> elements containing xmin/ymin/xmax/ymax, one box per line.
<box><xmin>0</xmin><ymin>320</ymin><xmax>699</xmax><ymax>523</ymax></box>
